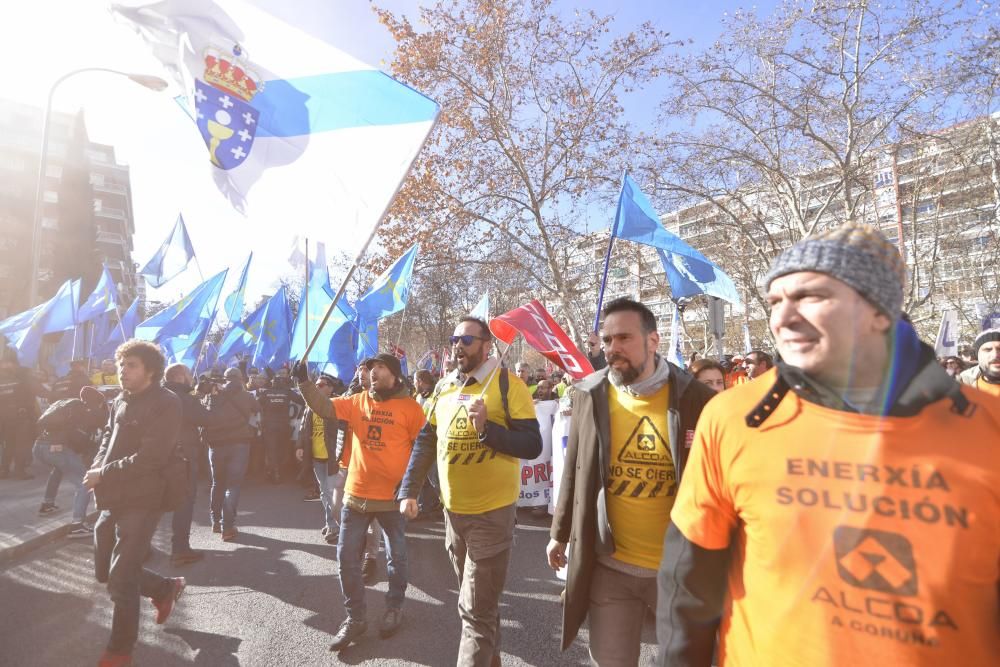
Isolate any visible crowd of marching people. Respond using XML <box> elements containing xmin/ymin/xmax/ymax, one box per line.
<box><xmin>0</xmin><ymin>222</ymin><xmax>998</xmax><ymax>667</ymax></box>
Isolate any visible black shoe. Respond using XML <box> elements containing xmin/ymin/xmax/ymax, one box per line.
<box><xmin>324</xmin><ymin>531</ymin><xmax>338</xmax><ymax>545</ymax></box>
<box><xmin>67</xmin><ymin>522</ymin><xmax>93</xmax><ymax>539</ymax></box>
<box><xmin>212</xmin><ymin>523</ymin><xmax>222</xmax><ymax>534</ymax></box>
<box><xmin>170</xmin><ymin>550</ymin><xmax>205</xmax><ymax>566</ymax></box>
<box><xmin>38</xmin><ymin>501</ymin><xmax>59</xmax><ymax>516</ymax></box>
<box><xmin>362</xmin><ymin>557</ymin><xmax>376</xmax><ymax>585</ymax></box>
<box><xmin>329</xmin><ymin>619</ymin><xmax>367</xmax><ymax>651</ymax></box>
<box><xmin>378</xmin><ymin>608</ymin><xmax>403</xmax><ymax>638</ymax></box>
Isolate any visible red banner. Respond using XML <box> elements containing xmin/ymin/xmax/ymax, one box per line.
<box><xmin>489</xmin><ymin>300</ymin><xmax>594</xmax><ymax>379</ymax></box>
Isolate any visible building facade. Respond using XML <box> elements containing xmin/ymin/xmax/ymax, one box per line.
<box><xmin>0</xmin><ymin>98</ymin><xmax>139</xmax><ymax>319</ymax></box>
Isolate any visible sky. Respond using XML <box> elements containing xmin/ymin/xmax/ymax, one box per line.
<box><xmin>0</xmin><ymin>0</ymin><xmax>776</xmax><ymax>313</ymax></box>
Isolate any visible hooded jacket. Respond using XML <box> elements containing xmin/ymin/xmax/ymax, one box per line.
<box><xmin>550</xmin><ymin>360</ymin><xmax>715</xmax><ymax>651</ymax></box>
<box><xmin>164</xmin><ymin>381</ymin><xmax>221</xmax><ymax>457</ymax></box>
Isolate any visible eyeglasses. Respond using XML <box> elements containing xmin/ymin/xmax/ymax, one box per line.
<box><xmin>449</xmin><ymin>334</ymin><xmax>489</xmax><ymax>346</ymax></box>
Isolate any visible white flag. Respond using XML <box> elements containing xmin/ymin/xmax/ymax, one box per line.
<box><xmin>934</xmin><ymin>310</ymin><xmax>959</xmax><ymax>357</ymax></box>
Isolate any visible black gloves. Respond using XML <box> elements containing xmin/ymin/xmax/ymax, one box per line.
<box><xmin>291</xmin><ymin>361</ymin><xmax>309</xmax><ymax>384</ymax></box>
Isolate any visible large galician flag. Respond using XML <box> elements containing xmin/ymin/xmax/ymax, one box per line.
<box><xmin>111</xmin><ymin>0</ymin><xmax>440</xmax><ymax>226</ymax></box>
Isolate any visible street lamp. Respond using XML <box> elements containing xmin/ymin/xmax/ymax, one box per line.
<box><xmin>27</xmin><ymin>67</ymin><xmax>169</xmax><ymax>307</ymax></box>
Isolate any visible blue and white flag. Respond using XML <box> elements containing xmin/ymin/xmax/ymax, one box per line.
<box><xmin>78</xmin><ymin>265</ymin><xmax>119</xmax><ymax>323</ymax></box>
<box><xmin>223</xmin><ymin>252</ymin><xmax>252</xmax><ymax>325</ymax></box>
<box><xmin>139</xmin><ymin>214</ymin><xmax>196</xmax><ymax>288</ymax></box>
<box><xmin>667</xmin><ymin>303</ymin><xmax>685</xmax><ymax>368</ymax></box>
<box><xmin>613</xmin><ymin>173</ymin><xmax>740</xmax><ymax>304</ymax></box>
<box><xmin>356</xmin><ymin>245</ymin><xmax>418</xmax><ymax>322</ymax></box>
<box><xmin>470</xmin><ymin>292</ymin><xmax>489</xmax><ymax>320</ymax></box>
<box><xmin>113</xmin><ymin>0</ymin><xmax>439</xmax><ymax>229</ymax></box>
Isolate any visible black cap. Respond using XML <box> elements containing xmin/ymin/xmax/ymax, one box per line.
<box><xmin>364</xmin><ymin>353</ymin><xmax>403</xmax><ymax>381</ymax></box>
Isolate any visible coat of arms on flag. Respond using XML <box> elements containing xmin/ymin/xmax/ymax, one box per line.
<box><xmin>194</xmin><ymin>45</ymin><xmax>262</xmax><ymax>170</ymax></box>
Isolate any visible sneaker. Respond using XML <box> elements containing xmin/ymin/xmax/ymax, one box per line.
<box><xmin>329</xmin><ymin>618</ymin><xmax>367</xmax><ymax>651</ymax></box>
<box><xmin>170</xmin><ymin>550</ymin><xmax>205</xmax><ymax>566</ymax></box>
<box><xmin>38</xmin><ymin>501</ymin><xmax>59</xmax><ymax>515</ymax></box>
<box><xmin>362</xmin><ymin>557</ymin><xmax>376</xmax><ymax>585</ymax></box>
<box><xmin>378</xmin><ymin>607</ymin><xmax>403</xmax><ymax>638</ymax></box>
<box><xmin>152</xmin><ymin>577</ymin><xmax>186</xmax><ymax>624</ymax></box>
<box><xmin>222</xmin><ymin>527</ymin><xmax>238</xmax><ymax>542</ymax></box>
<box><xmin>97</xmin><ymin>650</ymin><xmax>133</xmax><ymax>667</ymax></box>
<box><xmin>67</xmin><ymin>523</ymin><xmax>93</xmax><ymax>539</ymax></box>
<box><xmin>212</xmin><ymin>522</ymin><xmax>222</xmax><ymax>534</ymax></box>
<box><xmin>303</xmin><ymin>489</ymin><xmax>321</xmax><ymax>502</ymax></box>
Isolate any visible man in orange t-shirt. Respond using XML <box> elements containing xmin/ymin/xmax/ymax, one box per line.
<box><xmin>295</xmin><ymin>353</ymin><xmax>425</xmax><ymax>651</ymax></box>
<box><xmin>658</xmin><ymin>224</ymin><xmax>1000</xmax><ymax>667</ymax></box>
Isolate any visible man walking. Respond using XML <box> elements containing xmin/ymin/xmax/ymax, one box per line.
<box><xmin>163</xmin><ymin>363</ymin><xmax>220</xmax><ymax>566</ymax></box>
<box><xmin>295</xmin><ymin>374</ymin><xmax>345</xmax><ymax>545</ymax></box>
<box><xmin>294</xmin><ymin>353</ymin><xmax>425</xmax><ymax>650</ymax></box>
<box><xmin>0</xmin><ymin>354</ymin><xmax>45</xmax><ymax>479</ymax></box>
<box><xmin>85</xmin><ymin>341</ymin><xmax>185</xmax><ymax>667</ymax></box>
<box><xmin>202</xmin><ymin>367</ymin><xmax>259</xmax><ymax>541</ymax></box>
<box><xmin>546</xmin><ymin>298</ymin><xmax>714</xmax><ymax>665</ymax></box>
<box><xmin>399</xmin><ymin>317</ymin><xmax>542</xmax><ymax>667</ymax></box>
<box><xmin>958</xmin><ymin>329</ymin><xmax>1000</xmax><ymax>397</ymax></box>
<box><xmin>658</xmin><ymin>224</ymin><xmax>1000</xmax><ymax>666</ymax></box>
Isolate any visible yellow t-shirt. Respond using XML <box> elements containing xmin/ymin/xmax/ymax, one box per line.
<box><xmin>91</xmin><ymin>372</ymin><xmax>120</xmax><ymax>386</ymax></box>
<box><xmin>429</xmin><ymin>367</ymin><xmax>537</xmax><ymax>514</ymax></box>
<box><xmin>975</xmin><ymin>376</ymin><xmax>1000</xmax><ymax>398</ymax></box>
<box><xmin>606</xmin><ymin>383</ymin><xmax>676</xmax><ymax>570</ymax></box>
<box><xmin>311</xmin><ymin>413</ymin><xmax>328</xmax><ymax>460</ymax></box>
<box><xmin>671</xmin><ymin>368</ymin><xmax>1000</xmax><ymax>666</ymax></box>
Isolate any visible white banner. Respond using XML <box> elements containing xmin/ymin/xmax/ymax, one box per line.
<box><xmin>934</xmin><ymin>310</ymin><xmax>959</xmax><ymax>357</ymax></box>
<box><xmin>519</xmin><ymin>399</ymin><xmax>558</xmax><ymax>507</ymax></box>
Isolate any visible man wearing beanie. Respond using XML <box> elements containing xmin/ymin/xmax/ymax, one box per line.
<box><xmin>292</xmin><ymin>353</ymin><xmax>425</xmax><ymax>650</ymax></box>
<box><xmin>657</xmin><ymin>223</ymin><xmax>1000</xmax><ymax>667</ymax></box>
<box><xmin>958</xmin><ymin>329</ymin><xmax>1000</xmax><ymax>398</ymax></box>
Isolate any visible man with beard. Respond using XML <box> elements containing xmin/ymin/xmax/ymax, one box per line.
<box><xmin>958</xmin><ymin>329</ymin><xmax>1000</xmax><ymax>397</ymax></box>
<box><xmin>546</xmin><ymin>298</ymin><xmax>714</xmax><ymax>665</ymax></box>
<box><xmin>293</xmin><ymin>354</ymin><xmax>425</xmax><ymax>650</ymax></box>
<box><xmin>399</xmin><ymin>317</ymin><xmax>541</xmax><ymax>667</ymax></box>
<box><xmin>658</xmin><ymin>224</ymin><xmax>1000</xmax><ymax>667</ymax></box>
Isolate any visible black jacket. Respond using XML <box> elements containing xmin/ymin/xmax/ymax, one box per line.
<box><xmin>92</xmin><ymin>383</ymin><xmax>181</xmax><ymax>511</ymax></box>
<box><xmin>202</xmin><ymin>380</ymin><xmax>259</xmax><ymax>446</ymax></box>
<box><xmin>164</xmin><ymin>381</ymin><xmax>219</xmax><ymax>457</ymax></box>
<box><xmin>0</xmin><ymin>366</ymin><xmax>44</xmax><ymax>421</ymax></box>
<box><xmin>36</xmin><ymin>398</ymin><xmax>108</xmax><ymax>456</ymax></box>
<box><xmin>656</xmin><ymin>337</ymin><xmax>973</xmax><ymax>667</ymax></box>
<box><xmin>550</xmin><ymin>362</ymin><xmax>715</xmax><ymax>650</ymax></box>
<box><xmin>258</xmin><ymin>385</ymin><xmax>298</xmax><ymax>430</ymax></box>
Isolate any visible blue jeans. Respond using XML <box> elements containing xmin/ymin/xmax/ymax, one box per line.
<box><xmin>170</xmin><ymin>455</ymin><xmax>199</xmax><ymax>553</ymax></box>
<box><xmin>338</xmin><ymin>504</ymin><xmax>408</xmax><ymax>621</ymax></box>
<box><xmin>33</xmin><ymin>441</ymin><xmax>90</xmax><ymax>522</ymax></box>
<box><xmin>312</xmin><ymin>461</ymin><xmax>345</xmax><ymax>532</ymax></box>
<box><xmin>208</xmin><ymin>443</ymin><xmax>250</xmax><ymax>530</ymax></box>
<box><xmin>94</xmin><ymin>508</ymin><xmax>171</xmax><ymax>654</ymax></box>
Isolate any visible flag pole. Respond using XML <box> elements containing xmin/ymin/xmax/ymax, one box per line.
<box><xmin>304</xmin><ymin>237</ymin><xmax>310</xmax><ymax>350</ymax></box>
<box><xmin>302</xmin><ymin>121</ymin><xmax>438</xmax><ymax>363</ymax></box>
<box><xmin>593</xmin><ymin>170</ymin><xmax>627</xmax><ymax>333</ymax></box>
<box><xmin>475</xmin><ymin>338</ymin><xmax>516</xmax><ymax>401</ymax></box>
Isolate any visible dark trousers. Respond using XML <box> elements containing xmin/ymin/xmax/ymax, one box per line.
<box><xmin>208</xmin><ymin>443</ymin><xmax>250</xmax><ymax>530</ymax></box>
<box><xmin>261</xmin><ymin>427</ymin><xmax>290</xmax><ymax>474</ymax></box>
<box><xmin>170</xmin><ymin>455</ymin><xmax>199</xmax><ymax>554</ymax></box>
<box><xmin>417</xmin><ymin>464</ymin><xmax>442</xmax><ymax>514</ymax></box>
<box><xmin>0</xmin><ymin>414</ymin><xmax>34</xmax><ymax>474</ymax></box>
<box><xmin>338</xmin><ymin>504</ymin><xmax>408</xmax><ymax>621</ymax></box>
<box><xmin>94</xmin><ymin>508</ymin><xmax>172</xmax><ymax>655</ymax></box>
<box><xmin>445</xmin><ymin>503</ymin><xmax>517</xmax><ymax>667</ymax></box>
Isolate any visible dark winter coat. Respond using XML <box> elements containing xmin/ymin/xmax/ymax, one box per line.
<box><xmin>202</xmin><ymin>380</ymin><xmax>259</xmax><ymax>447</ymax></box>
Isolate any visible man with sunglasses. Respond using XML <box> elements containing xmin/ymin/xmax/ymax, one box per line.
<box><xmin>399</xmin><ymin>316</ymin><xmax>542</xmax><ymax>667</ymax></box>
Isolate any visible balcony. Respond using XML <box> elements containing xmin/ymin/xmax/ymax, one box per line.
<box><xmin>95</xmin><ymin>207</ymin><xmax>126</xmax><ymax>221</ymax></box>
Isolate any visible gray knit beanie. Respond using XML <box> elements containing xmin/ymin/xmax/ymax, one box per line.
<box><xmin>764</xmin><ymin>224</ymin><xmax>906</xmax><ymax>320</ymax></box>
<box><xmin>973</xmin><ymin>329</ymin><xmax>1000</xmax><ymax>356</ymax></box>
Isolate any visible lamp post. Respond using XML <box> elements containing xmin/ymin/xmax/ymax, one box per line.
<box><xmin>27</xmin><ymin>68</ymin><xmax>168</xmax><ymax>308</ymax></box>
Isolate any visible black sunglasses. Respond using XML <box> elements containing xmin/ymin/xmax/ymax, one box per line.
<box><xmin>449</xmin><ymin>335</ymin><xmax>488</xmax><ymax>346</ymax></box>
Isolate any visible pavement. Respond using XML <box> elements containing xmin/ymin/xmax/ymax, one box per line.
<box><xmin>0</xmin><ymin>470</ymin><xmax>658</xmax><ymax>666</ymax></box>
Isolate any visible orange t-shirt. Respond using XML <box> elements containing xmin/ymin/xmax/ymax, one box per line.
<box><xmin>671</xmin><ymin>367</ymin><xmax>1000</xmax><ymax>667</ymax></box>
<box><xmin>330</xmin><ymin>392</ymin><xmax>426</xmax><ymax>501</ymax></box>
<box><xmin>975</xmin><ymin>376</ymin><xmax>1000</xmax><ymax>398</ymax></box>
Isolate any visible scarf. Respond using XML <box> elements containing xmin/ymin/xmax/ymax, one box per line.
<box><xmin>609</xmin><ymin>354</ymin><xmax>671</xmax><ymax>397</ymax></box>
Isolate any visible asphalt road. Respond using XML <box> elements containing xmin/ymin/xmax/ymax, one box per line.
<box><xmin>0</xmin><ymin>479</ymin><xmax>657</xmax><ymax>666</ymax></box>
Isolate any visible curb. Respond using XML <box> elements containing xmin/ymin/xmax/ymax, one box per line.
<box><xmin>0</xmin><ymin>509</ymin><xmax>101</xmax><ymax>567</ymax></box>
